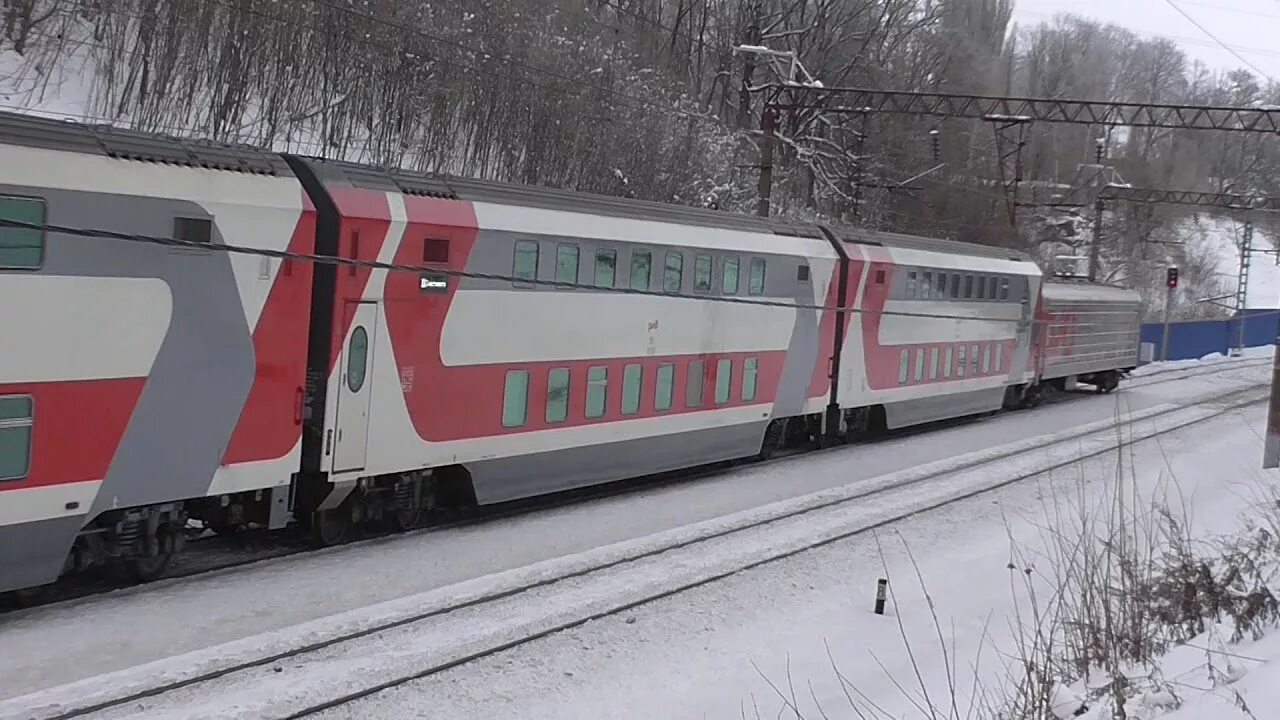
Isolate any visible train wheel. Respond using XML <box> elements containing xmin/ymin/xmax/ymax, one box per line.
<box><xmin>312</xmin><ymin>508</ymin><xmax>350</xmax><ymax>547</ymax></box>
<box><xmin>393</xmin><ymin>505</ymin><xmax>423</xmax><ymax>532</ymax></box>
<box><xmin>129</xmin><ymin>525</ymin><xmax>180</xmax><ymax>582</ymax></box>
<box><xmin>129</xmin><ymin>552</ymin><xmax>175</xmax><ymax>583</ymax></box>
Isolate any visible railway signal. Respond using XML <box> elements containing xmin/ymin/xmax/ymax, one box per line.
<box><xmin>1166</xmin><ymin>267</ymin><xmax>1179</xmax><ymax>289</ymax></box>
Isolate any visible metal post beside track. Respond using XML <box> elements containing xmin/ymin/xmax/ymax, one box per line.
<box><xmin>1265</xmin><ymin>342</ymin><xmax>1280</xmax><ymax>469</ymax></box>
<box><xmin>1161</xmin><ymin>283</ymin><xmax>1173</xmax><ymax>362</ymax></box>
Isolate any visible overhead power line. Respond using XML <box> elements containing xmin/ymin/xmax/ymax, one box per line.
<box><xmin>1160</xmin><ymin>0</ymin><xmax>1275</xmax><ymax>80</ymax></box>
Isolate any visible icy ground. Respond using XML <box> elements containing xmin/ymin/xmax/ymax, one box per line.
<box><xmin>0</xmin><ymin>358</ymin><xmax>1270</xmax><ymax>705</ymax></box>
<box><xmin>308</xmin><ymin>372</ymin><xmax>1280</xmax><ymax>719</ymax></box>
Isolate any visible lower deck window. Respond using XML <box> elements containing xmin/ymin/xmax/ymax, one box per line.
<box><xmin>586</xmin><ymin>366</ymin><xmax>608</xmax><ymax>418</ymax></box>
<box><xmin>0</xmin><ymin>396</ymin><xmax>33</xmax><ymax>480</ymax></box>
<box><xmin>715</xmin><ymin>359</ymin><xmax>732</xmax><ymax>404</ymax></box>
<box><xmin>943</xmin><ymin>347</ymin><xmax>953</xmax><ymax>379</ymax></box>
<box><xmin>656</xmin><ymin>363</ymin><xmax>675</xmax><ymax>411</ymax></box>
<box><xmin>686</xmin><ymin>360</ymin><xmax>705</xmax><ymax>408</ymax></box>
<box><xmin>743</xmin><ymin>358</ymin><xmax>759</xmax><ymax>401</ymax></box>
<box><xmin>546</xmin><ymin>368</ymin><xmax>570</xmax><ymax>423</ymax></box>
<box><xmin>899</xmin><ymin>350</ymin><xmax>909</xmax><ymax>384</ymax></box>
<box><xmin>622</xmin><ymin>364</ymin><xmax>643</xmax><ymax>415</ymax></box>
<box><xmin>503</xmin><ymin>371</ymin><xmax>530</xmax><ymax>427</ymax></box>
<box><xmin>996</xmin><ymin>344</ymin><xmax>1004</xmax><ymax>372</ymax></box>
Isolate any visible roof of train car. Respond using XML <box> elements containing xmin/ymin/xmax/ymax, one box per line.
<box><xmin>0</xmin><ymin>109</ymin><xmax>1035</xmax><ymax>264</ymax></box>
<box><xmin>0</xmin><ymin>109</ymin><xmax>294</xmax><ymax>176</ymax></box>
<box><xmin>1042</xmin><ymin>280</ymin><xmax>1142</xmax><ymax>303</ymax></box>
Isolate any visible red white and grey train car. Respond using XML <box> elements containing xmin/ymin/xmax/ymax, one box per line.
<box><xmin>0</xmin><ymin>112</ymin><xmax>1140</xmax><ymax>595</ymax></box>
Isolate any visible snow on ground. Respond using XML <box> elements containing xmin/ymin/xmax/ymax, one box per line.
<box><xmin>1185</xmin><ymin>213</ymin><xmax>1280</xmax><ymax>309</ymax></box>
<box><xmin>8</xmin><ymin>385</ymin><xmax>1259</xmax><ymax>720</ymax></box>
<box><xmin>0</xmin><ymin>360</ymin><xmax>1270</xmax><ymax>705</ymax></box>
<box><xmin>1128</xmin><ymin>343</ymin><xmax>1274</xmax><ymax>376</ymax></box>
<box><xmin>309</xmin><ymin>388</ymin><xmax>1280</xmax><ymax>720</ymax></box>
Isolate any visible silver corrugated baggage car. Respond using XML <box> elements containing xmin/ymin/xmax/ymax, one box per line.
<box><xmin>1039</xmin><ymin>280</ymin><xmax>1142</xmax><ymax>392</ymax></box>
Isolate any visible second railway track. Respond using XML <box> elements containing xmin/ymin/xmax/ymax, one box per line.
<box><xmin>5</xmin><ymin>377</ymin><xmax>1269</xmax><ymax>720</ymax></box>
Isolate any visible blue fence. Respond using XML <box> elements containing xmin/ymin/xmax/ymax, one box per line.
<box><xmin>1141</xmin><ymin>309</ymin><xmax>1279</xmax><ymax>361</ymax></box>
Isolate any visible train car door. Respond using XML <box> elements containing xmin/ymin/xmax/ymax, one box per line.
<box><xmin>333</xmin><ymin>301</ymin><xmax>378</xmax><ymax>473</ymax></box>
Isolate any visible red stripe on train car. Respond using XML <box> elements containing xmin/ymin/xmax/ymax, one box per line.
<box><xmin>384</xmin><ymin>197</ymin><xmax>784</xmax><ymax>442</ymax></box>
<box><xmin>327</xmin><ymin>188</ymin><xmax>394</xmax><ymax>376</ymax></box>
<box><xmin>222</xmin><ymin>198</ymin><xmax>318</xmax><ymax>465</ymax></box>
<box><xmin>0</xmin><ymin>379</ymin><xmax>145</xmax><ymax>492</ymax></box>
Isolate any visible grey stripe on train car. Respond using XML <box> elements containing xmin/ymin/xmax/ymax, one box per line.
<box><xmin>0</xmin><ymin>516</ymin><xmax>84</xmax><ymax>592</ymax></box>
<box><xmin>0</xmin><ymin>184</ymin><xmax>257</xmax><ymax>520</ymax></box>
<box><xmin>467</xmin><ymin>421</ymin><xmax>768</xmax><ymax>504</ymax></box>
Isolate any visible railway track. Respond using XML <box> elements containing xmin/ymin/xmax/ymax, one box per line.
<box><xmin>3</xmin><ymin>356</ymin><xmax>1267</xmax><ymax>614</ymax></box>
<box><xmin>7</xmin><ymin>377</ymin><xmax>1269</xmax><ymax>720</ymax></box>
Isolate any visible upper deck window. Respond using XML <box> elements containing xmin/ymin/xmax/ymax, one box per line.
<box><xmin>0</xmin><ymin>197</ymin><xmax>45</xmax><ymax>269</ymax></box>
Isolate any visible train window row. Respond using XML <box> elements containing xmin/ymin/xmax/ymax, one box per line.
<box><xmin>0</xmin><ymin>196</ymin><xmax>46</xmax><ymax>269</ymax></box>
<box><xmin>512</xmin><ymin>240</ymin><xmax>769</xmax><ymax>296</ymax></box>
<box><xmin>0</xmin><ymin>395</ymin><xmax>33</xmax><ymax>481</ymax></box>
<box><xmin>501</xmin><ymin>357</ymin><xmax>760</xmax><ymax>428</ymax></box>
<box><xmin>894</xmin><ymin>267</ymin><xmax>1018</xmax><ymax>303</ymax></box>
<box><xmin>896</xmin><ymin>342</ymin><xmax>1005</xmax><ymax>384</ymax></box>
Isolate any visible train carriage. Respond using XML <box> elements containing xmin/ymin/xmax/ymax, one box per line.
<box><xmin>1036</xmin><ymin>281</ymin><xmax>1142</xmax><ymax>391</ymax></box>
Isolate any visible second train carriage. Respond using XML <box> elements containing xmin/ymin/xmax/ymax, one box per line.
<box><xmin>0</xmin><ymin>110</ymin><xmax>1143</xmax><ymax>594</ymax></box>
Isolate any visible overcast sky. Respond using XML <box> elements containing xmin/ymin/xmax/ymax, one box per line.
<box><xmin>1010</xmin><ymin>0</ymin><xmax>1280</xmax><ymax>81</ymax></box>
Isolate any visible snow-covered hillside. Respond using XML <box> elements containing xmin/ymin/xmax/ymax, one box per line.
<box><xmin>1182</xmin><ymin>213</ymin><xmax>1280</xmax><ymax>309</ymax></box>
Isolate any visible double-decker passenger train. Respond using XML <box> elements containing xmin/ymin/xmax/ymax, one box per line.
<box><xmin>0</xmin><ymin>110</ymin><xmax>1141</xmax><ymax>595</ymax></box>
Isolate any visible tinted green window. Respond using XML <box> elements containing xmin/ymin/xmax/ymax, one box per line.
<box><xmin>748</xmin><ymin>258</ymin><xmax>766</xmax><ymax>295</ymax></box>
<box><xmin>935</xmin><ymin>273</ymin><xmax>947</xmax><ymax>298</ymax></box>
<box><xmin>944</xmin><ymin>347</ymin><xmax>953</xmax><ymax>378</ymax></box>
<box><xmin>556</xmin><ymin>244</ymin><xmax>579</xmax><ymax>285</ymax></box>
<box><xmin>0</xmin><ymin>197</ymin><xmax>45</xmax><ymax>268</ymax></box>
<box><xmin>655</xmin><ymin>363</ymin><xmax>675</xmax><ymax>411</ymax></box>
<box><xmin>723</xmin><ymin>257</ymin><xmax>740</xmax><ymax>294</ymax></box>
<box><xmin>914</xmin><ymin>349</ymin><xmax>925</xmax><ymax>381</ymax></box>
<box><xmin>715</xmin><ymin>359</ymin><xmax>732</xmax><ymax>404</ymax></box>
<box><xmin>595</xmin><ymin>249</ymin><xmax>616</xmax><ymax>288</ymax></box>
<box><xmin>346</xmin><ymin>326</ymin><xmax>368</xmax><ymax>392</ymax></box>
<box><xmin>586</xmin><ymin>366</ymin><xmax>608</xmax><ymax>419</ymax></box>
<box><xmin>513</xmin><ymin>240</ymin><xmax>539</xmax><ymax>285</ymax></box>
<box><xmin>664</xmin><ymin>252</ymin><xmax>683</xmax><ymax>293</ymax></box>
<box><xmin>622</xmin><ymin>364</ymin><xmax>643</xmax><ymax>415</ymax></box>
<box><xmin>899</xmin><ymin>350</ymin><xmax>910</xmax><ymax>384</ymax></box>
<box><xmin>546</xmin><ymin>368</ymin><xmax>570</xmax><ymax>423</ymax></box>
<box><xmin>743</xmin><ymin>358</ymin><xmax>759</xmax><ymax>401</ymax></box>
<box><xmin>970</xmin><ymin>344</ymin><xmax>980</xmax><ymax>374</ymax></box>
<box><xmin>686</xmin><ymin>360</ymin><xmax>705</xmax><ymax>407</ymax></box>
<box><xmin>502</xmin><ymin>370</ymin><xmax>530</xmax><ymax>427</ymax></box>
<box><xmin>982</xmin><ymin>345</ymin><xmax>992</xmax><ymax>374</ymax></box>
<box><xmin>996</xmin><ymin>344</ymin><xmax>1004</xmax><ymax>372</ymax></box>
<box><xmin>906</xmin><ymin>272</ymin><xmax>917</xmax><ymax>299</ymax></box>
<box><xmin>929</xmin><ymin>348</ymin><xmax>939</xmax><ymax>380</ymax></box>
<box><xmin>694</xmin><ymin>255</ymin><xmax>713</xmax><ymax>292</ymax></box>
<box><xmin>0</xmin><ymin>396</ymin><xmax>33</xmax><ymax>481</ymax></box>
<box><xmin>631</xmin><ymin>250</ymin><xmax>652</xmax><ymax>290</ymax></box>
<box><xmin>957</xmin><ymin>346</ymin><xmax>966</xmax><ymax>376</ymax></box>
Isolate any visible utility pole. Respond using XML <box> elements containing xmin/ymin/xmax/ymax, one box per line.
<box><xmin>756</xmin><ymin>105</ymin><xmax>777</xmax><ymax>218</ymax></box>
<box><xmin>1162</xmin><ymin>267</ymin><xmax>1177</xmax><ymax>361</ymax></box>
<box><xmin>1234</xmin><ymin>220</ymin><xmax>1253</xmax><ymax>356</ymax></box>
<box><xmin>1265</xmin><ymin>342</ymin><xmax>1280</xmax><ymax>468</ymax></box>
<box><xmin>1088</xmin><ymin>198</ymin><xmax>1104</xmax><ymax>282</ymax></box>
